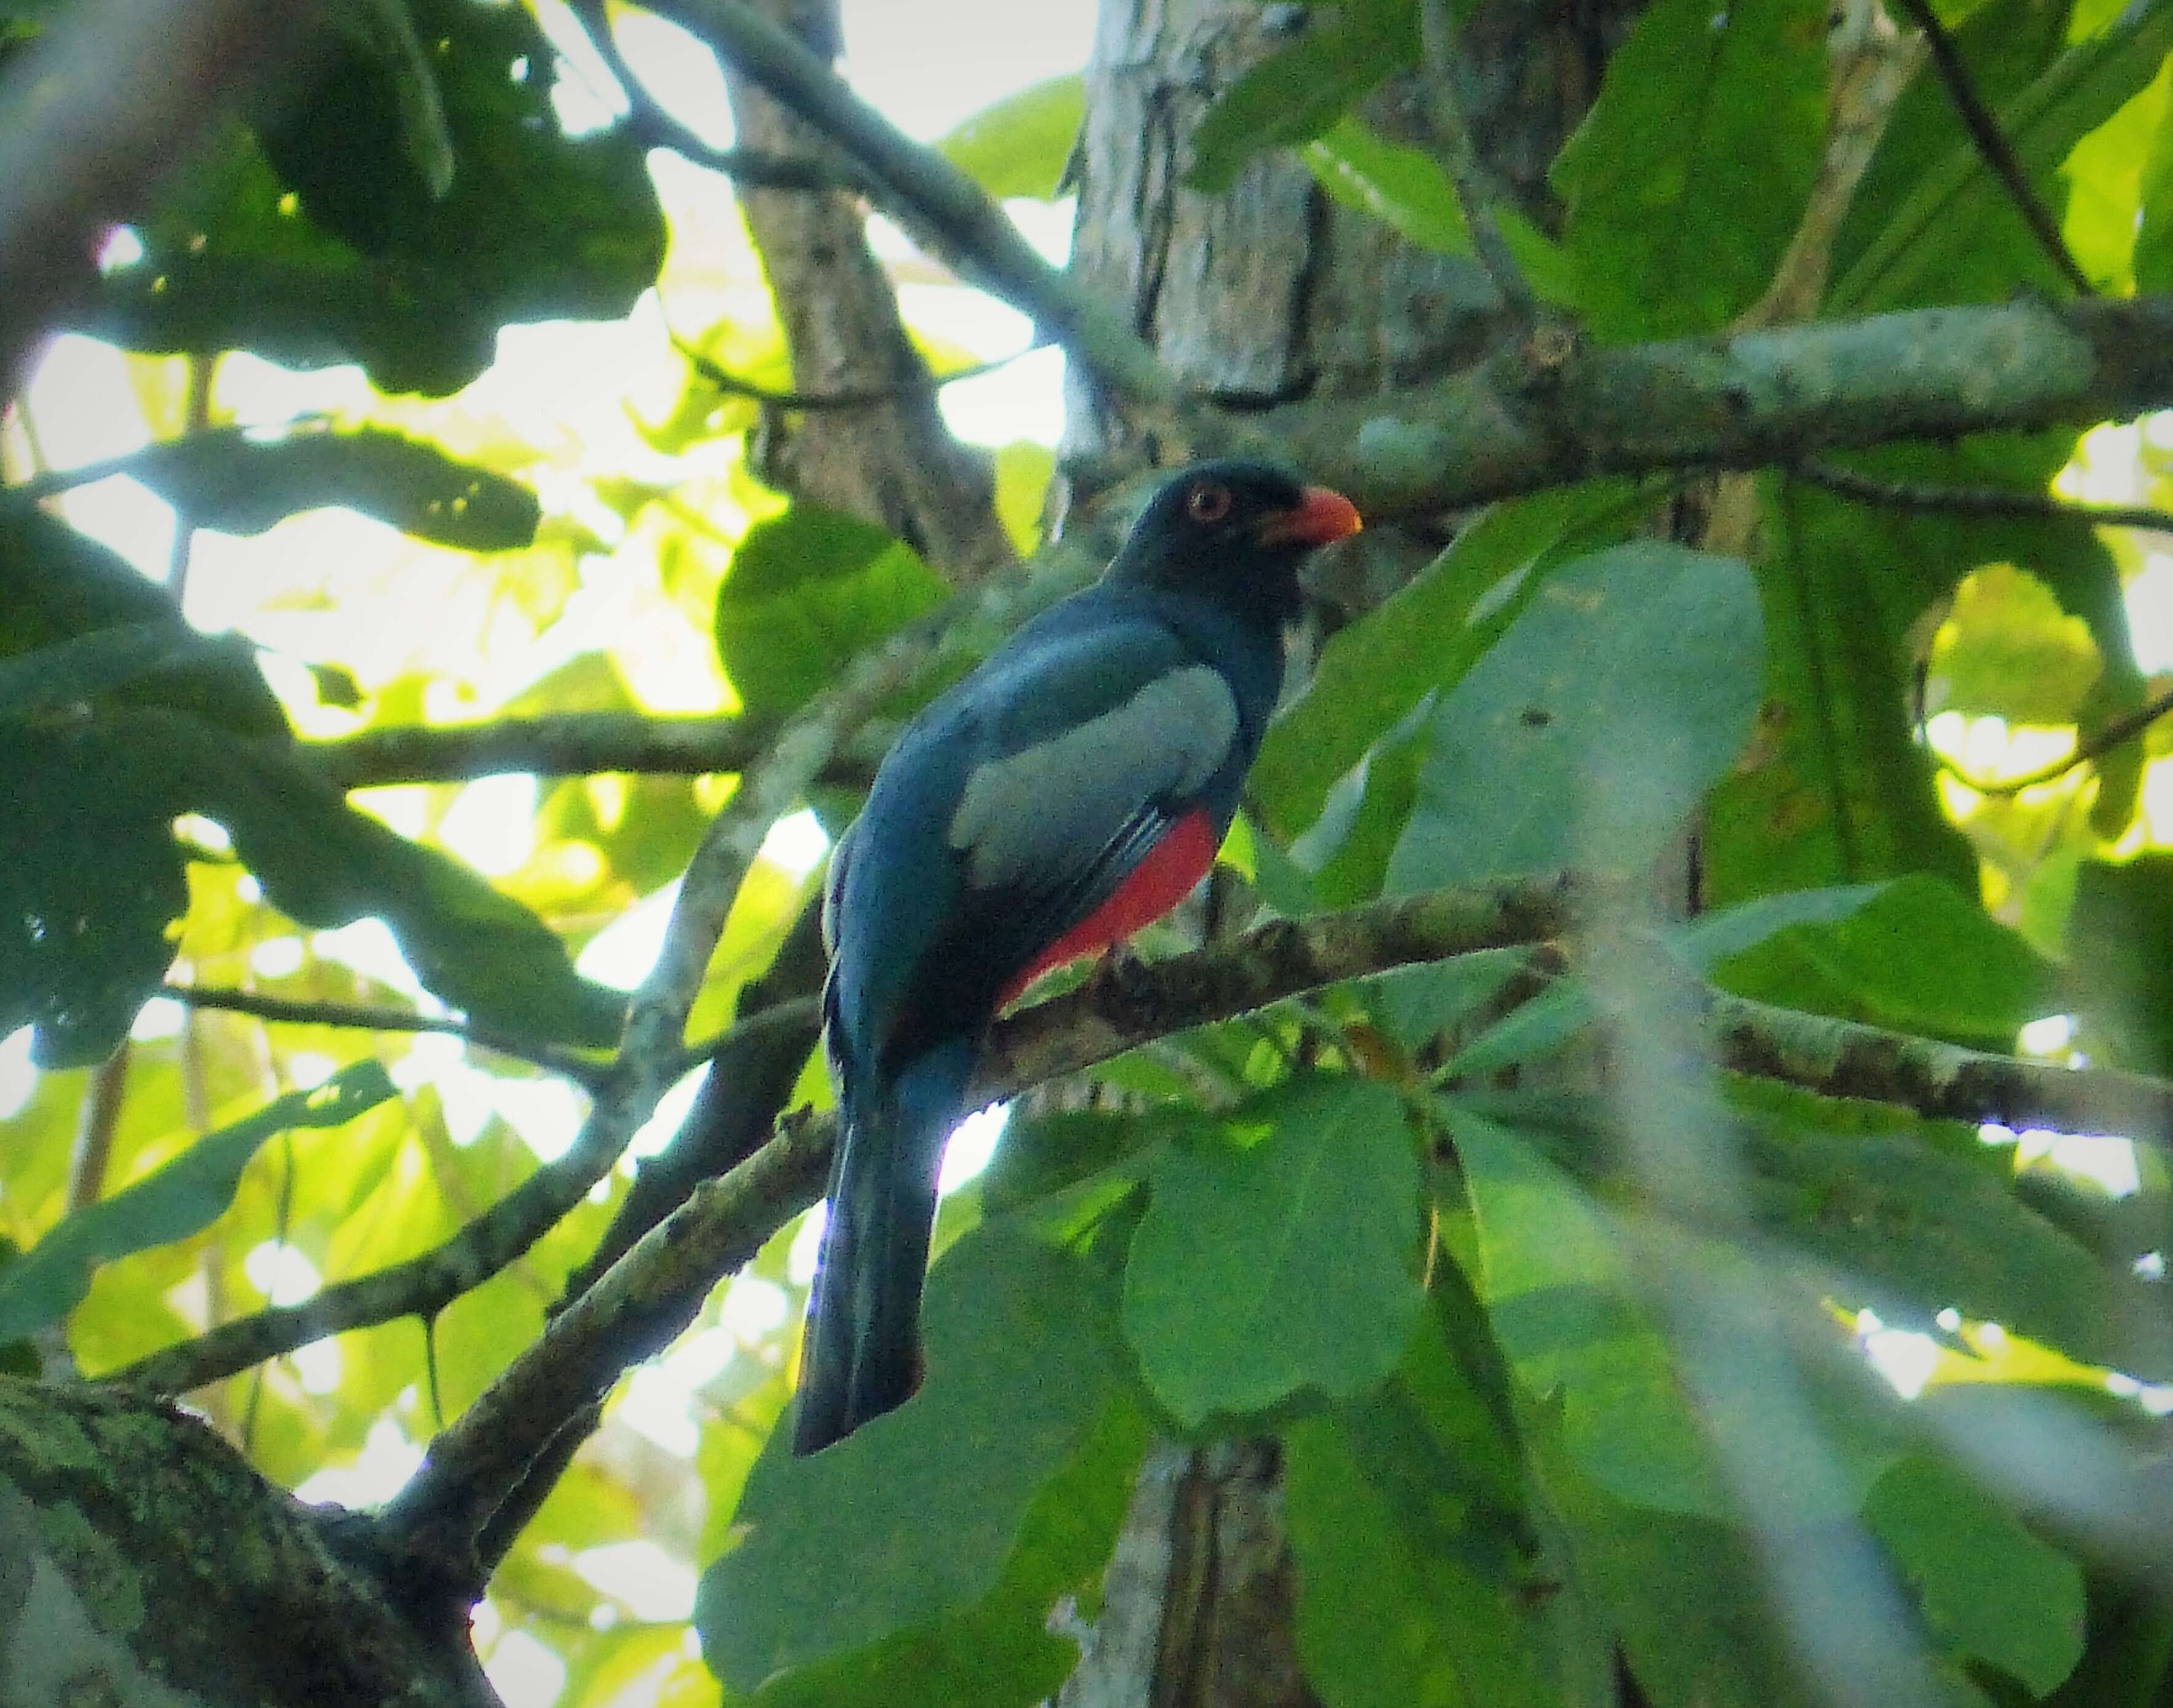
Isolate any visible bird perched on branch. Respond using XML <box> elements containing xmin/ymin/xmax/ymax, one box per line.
<box><xmin>794</xmin><ymin>459</ymin><xmax>1363</xmax><ymax>1456</ymax></box>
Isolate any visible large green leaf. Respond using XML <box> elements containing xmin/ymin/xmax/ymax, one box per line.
<box><xmin>104</xmin><ymin>427</ymin><xmax>540</xmax><ymax>549</ymax></box>
<box><xmin>1183</xmin><ymin>0</ymin><xmax>1418</xmax><ymax>194</ymax></box>
<box><xmin>2</xmin><ymin>707</ymin><xmax>623</xmax><ymax>1064</ymax></box>
<box><xmin>1255</xmin><ymin>480</ymin><xmax>1659</xmax><ymax>841</ymax></box>
<box><xmin>1384</xmin><ymin>540</ymin><xmax>1763</xmax><ymax>892</ymax></box>
<box><xmin>0</xmin><ymin>508</ymin><xmax>286</xmax><ymax>737</ymax></box>
<box><xmin>697</xmin><ymin>1225</ymin><xmax>1131</xmax><ymax>1691</ymax></box>
<box><xmin>1123</xmin><ymin>1077</ymin><xmax>1424</xmax><ymax>1427</ymax></box>
<box><xmin>0</xmin><ymin>1062</ymin><xmax>396</xmax><ymax>1343</ymax></box>
<box><xmin>714</xmin><ymin>503</ymin><xmax>950</xmax><ymax>718</ymax></box>
<box><xmin>937</xmin><ymin>75</ymin><xmax>1084</xmax><ymax>201</ymax></box>
<box><xmin>1446</xmin><ymin>1102</ymin><xmax>1727</xmax><ymax>1518</ymax></box>
<box><xmin>2065</xmin><ymin>854</ymin><xmax>2173</xmax><ymax>1075</ymax></box>
<box><xmin>0</xmin><ymin>625</ymin><xmax>226</xmax><ymax>717</ymax></box>
<box><xmin>1703</xmin><ymin>475</ymin><xmax>1982</xmax><ymax>904</ymax></box>
<box><xmin>77</xmin><ymin>0</ymin><xmax>664</xmax><ymax>395</ymax></box>
<box><xmin>1712</xmin><ymin>874</ymin><xmax>2059</xmax><ymax>1051</ymax></box>
<box><xmin>1551</xmin><ymin>0</ymin><xmax>1827</xmax><ymax>339</ymax></box>
<box><xmin>1865</xmin><ymin>1453</ymin><xmax>2086</xmax><ymax>1696</ymax></box>
<box><xmin>1834</xmin><ymin>0</ymin><xmax>2173</xmax><ymax>311</ymax></box>
<box><xmin>1284</xmin><ymin>1290</ymin><xmax>1614</xmax><ymax>1708</ymax></box>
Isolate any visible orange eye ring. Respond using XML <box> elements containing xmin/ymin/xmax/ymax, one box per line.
<box><xmin>1185</xmin><ymin>481</ymin><xmax>1234</xmax><ymax>524</ymax></box>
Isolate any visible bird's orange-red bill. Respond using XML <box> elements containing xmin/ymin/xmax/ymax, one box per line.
<box><xmin>1257</xmin><ymin>484</ymin><xmax>1363</xmax><ymax>547</ymax></box>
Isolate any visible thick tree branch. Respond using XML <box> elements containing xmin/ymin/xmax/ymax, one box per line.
<box><xmin>1260</xmin><ymin>293</ymin><xmax>2173</xmax><ymax>519</ymax></box>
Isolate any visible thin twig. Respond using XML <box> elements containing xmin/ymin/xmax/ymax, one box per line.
<box><xmin>674</xmin><ymin>331</ymin><xmax>1034</xmax><ymax>411</ymax></box>
<box><xmin>1793</xmin><ymin>458</ymin><xmax>2173</xmax><ymax>533</ymax></box>
<box><xmin>1890</xmin><ymin>0</ymin><xmax>2094</xmax><ymax>295</ymax></box>
<box><xmin>1931</xmin><ymin>683</ymin><xmax>2173</xmax><ymax>797</ymax></box>
<box><xmin>162</xmin><ymin>984</ymin><xmax>611</xmax><ymax>1089</ymax></box>
<box><xmin>1417</xmin><ymin>0</ymin><xmax>1536</xmax><ymax>324</ymax></box>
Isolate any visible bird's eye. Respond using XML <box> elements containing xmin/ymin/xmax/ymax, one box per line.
<box><xmin>1185</xmin><ymin>481</ymin><xmax>1234</xmax><ymax>524</ymax></box>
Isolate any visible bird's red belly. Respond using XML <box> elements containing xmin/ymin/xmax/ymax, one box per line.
<box><xmin>999</xmin><ymin>810</ymin><xmax>1217</xmax><ymax>1005</ymax></box>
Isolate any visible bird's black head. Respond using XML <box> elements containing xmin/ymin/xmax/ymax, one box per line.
<box><xmin>1105</xmin><ymin>459</ymin><xmax>1362</xmax><ymax>626</ymax></box>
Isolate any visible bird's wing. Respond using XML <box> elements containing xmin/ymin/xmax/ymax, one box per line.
<box><xmin>938</xmin><ymin>609</ymin><xmax>1239</xmax><ymax>971</ymax></box>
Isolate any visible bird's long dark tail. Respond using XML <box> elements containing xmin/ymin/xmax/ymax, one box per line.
<box><xmin>792</xmin><ymin>1038</ymin><xmax>974</xmax><ymax>1456</ymax></box>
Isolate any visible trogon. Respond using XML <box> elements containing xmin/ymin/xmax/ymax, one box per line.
<box><xmin>794</xmin><ymin>459</ymin><xmax>1363</xmax><ymax>1456</ymax></box>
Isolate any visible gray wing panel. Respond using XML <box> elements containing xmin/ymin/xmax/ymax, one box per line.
<box><xmin>944</xmin><ymin>664</ymin><xmax>1238</xmax><ymax>894</ymax></box>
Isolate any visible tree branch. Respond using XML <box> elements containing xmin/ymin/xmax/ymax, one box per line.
<box><xmin>1259</xmin><ymin>292</ymin><xmax>2173</xmax><ymax>519</ymax></box>
<box><xmin>562</xmin><ymin>0</ymin><xmax>857</xmax><ymax>191</ymax></box>
<box><xmin>162</xmin><ymin>983</ymin><xmax>610</xmax><ymax>1089</ymax></box>
<box><xmin>648</xmin><ymin>0</ymin><xmax>1199</xmax><ymax>435</ymax></box>
<box><xmin>1932</xmin><ymin>682</ymin><xmax>2173</xmax><ymax>797</ymax></box>
<box><xmin>1417</xmin><ymin>0</ymin><xmax>1537</xmax><ymax>324</ymax></box>
<box><xmin>1792</xmin><ymin>457</ymin><xmax>2173</xmax><ymax>533</ymax></box>
<box><xmin>674</xmin><ymin>332</ymin><xmax>1033</xmax><ymax>411</ymax></box>
<box><xmin>1889</xmin><ymin>0</ymin><xmax>2094</xmax><ymax>297</ymax></box>
<box><xmin>373</xmin><ymin>870</ymin><xmax>2173</xmax><ymax>1589</ymax></box>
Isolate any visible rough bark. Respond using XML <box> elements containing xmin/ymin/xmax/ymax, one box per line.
<box><xmin>719</xmin><ymin>0</ymin><xmax>1015</xmax><ymax>583</ymax></box>
<box><xmin>0</xmin><ymin>1380</ymin><xmax>495</xmax><ymax>1708</ymax></box>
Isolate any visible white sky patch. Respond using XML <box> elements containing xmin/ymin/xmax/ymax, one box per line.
<box><xmin>761</xmin><ymin>809</ymin><xmax>831</xmax><ymax>881</ymax></box>
<box><xmin>2017</xmin><ymin>1014</ymin><xmax>2075</xmax><ymax>1056</ymax></box>
<box><xmin>130</xmin><ymin>996</ymin><xmax>185</xmax><ymax>1043</ymax></box>
<box><xmin>286</xmin><ymin>1051</ymin><xmax>338</xmax><ymax>1091</ymax></box>
<box><xmin>492</xmin><ymin>1075</ymin><xmax>591</xmax><ymax>1165</ymax></box>
<box><xmin>940</xmin><ymin>1102</ymin><xmax>1008</xmax><ymax>1195</ymax></box>
<box><xmin>577</xmin><ymin>878</ymin><xmax>682</xmax><ymax>991</ymax></box>
<box><xmin>616</xmin><ymin>1363</ymin><xmax>702</xmax><ymax>1457</ymax></box>
<box><xmin>2017</xmin><ymin>1128</ymin><xmax>2142</xmax><ymax>1198</ymax></box>
<box><xmin>838</xmin><ymin>0</ymin><xmax>1094</xmax><ymax>140</ymax></box>
<box><xmin>0</xmin><ymin>1027</ymin><xmax>37</xmax><ymax>1121</ymax></box>
<box><xmin>574</xmin><ymin>1541</ymin><xmax>697</xmax><ymax>1623</ymax></box>
<box><xmin>437</xmin><ymin>772</ymin><xmax>541</xmax><ymax>877</ymax></box>
<box><xmin>250</xmin><ymin>936</ymin><xmax>306</xmax><ymax>980</ymax></box>
<box><xmin>294</xmin><ymin>1416</ymin><xmax>425</xmax><ymax>1507</ymax></box>
<box><xmin>2132</xmin><ymin>555</ymin><xmax>2173</xmax><ymax>673</ymax></box>
<box><xmin>246</xmin><ymin>1240</ymin><xmax>324</xmax><ymax>1307</ymax></box>
<box><xmin>482</xmin><ymin>1629</ymin><xmax>567</xmax><ymax>1708</ymax></box>
<box><xmin>718</xmin><ymin>1274</ymin><xmax>790</xmax><ymax>1344</ymax></box>
<box><xmin>1857</xmin><ymin>1311</ymin><xmax>1940</xmax><ymax>1401</ymax></box>
<box><xmin>788</xmin><ymin>1202</ymin><xmax>827</xmax><ymax>1287</ymax></box>
<box><xmin>311</xmin><ymin>917</ymin><xmax>428</xmax><ymax>1000</ymax></box>
<box><xmin>630</xmin><ymin>1062</ymin><xmax>708</xmax><ymax>1161</ymax></box>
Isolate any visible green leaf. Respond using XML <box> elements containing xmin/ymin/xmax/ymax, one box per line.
<box><xmin>1</xmin><ymin>707</ymin><xmax>622</xmax><ymax>1065</ymax></box>
<box><xmin>1734</xmin><ymin>1084</ymin><xmax>2167</xmax><ymax>1379</ymax></box>
<box><xmin>2065</xmin><ymin>854</ymin><xmax>2173</xmax><ymax>1074</ymax></box>
<box><xmin>0</xmin><ymin>1062</ymin><xmax>396</xmax><ymax>1343</ymax></box>
<box><xmin>1384</xmin><ymin>541</ymin><xmax>1763</xmax><ymax>892</ymax></box>
<box><xmin>1835</xmin><ymin>0</ymin><xmax>2173</xmax><ymax>311</ymax></box>
<box><xmin>1447</xmin><ymin>1102</ymin><xmax>1727</xmax><ymax>1517</ymax></box>
<box><xmin>1703</xmin><ymin>475</ymin><xmax>1983</xmax><ymax>904</ymax></box>
<box><xmin>1865</xmin><ymin>1454</ymin><xmax>2086</xmax><ymax>1696</ymax></box>
<box><xmin>937</xmin><ymin>75</ymin><xmax>1084</xmax><ymax>200</ymax></box>
<box><xmin>2135</xmin><ymin>56</ymin><xmax>2173</xmax><ymax>286</ymax></box>
<box><xmin>116</xmin><ymin>427</ymin><xmax>539</xmax><ymax>549</ymax></box>
<box><xmin>1123</xmin><ymin>1077</ymin><xmax>1423</xmax><ymax>1427</ymax></box>
<box><xmin>1254</xmin><ymin>480</ymin><xmax>1661</xmax><ymax>842</ymax></box>
<box><xmin>1183</xmin><ymin>0</ymin><xmax>1419</xmax><ymax>194</ymax></box>
<box><xmin>715</xmin><ymin>503</ymin><xmax>950</xmax><ymax>717</ymax></box>
<box><xmin>1713</xmin><ymin>874</ymin><xmax>2058</xmax><ymax>1051</ymax></box>
<box><xmin>0</xmin><ymin>507</ymin><xmax>286</xmax><ymax>738</ymax></box>
<box><xmin>698</xmin><ymin>1225</ymin><xmax>1128</xmax><ymax>1690</ymax></box>
<box><xmin>1301</xmin><ymin>117</ymin><xmax>1576</xmax><ymax>304</ymax></box>
<box><xmin>1932</xmin><ymin>564</ymin><xmax>2103</xmax><ymax>723</ymax></box>
<box><xmin>1284</xmin><ymin>1291</ymin><xmax>1615</xmax><ymax>1708</ymax></box>
<box><xmin>78</xmin><ymin>0</ymin><xmax>664</xmax><ymax>395</ymax></box>
<box><xmin>2060</xmin><ymin>54</ymin><xmax>2169</xmax><ymax>291</ymax></box>
<box><xmin>1551</xmin><ymin>0</ymin><xmax>1827</xmax><ymax>339</ymax></box>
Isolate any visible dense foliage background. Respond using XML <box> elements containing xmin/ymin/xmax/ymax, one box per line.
<box><xmin>2</xmin><ymin>0</ymin><xmax>2172</xmax><ymax>1704</ymax></box>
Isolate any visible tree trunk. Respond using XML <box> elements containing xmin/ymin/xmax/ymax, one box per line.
<box><xmin>1055</xmin><ymin>2</ymin><xmax>1635</xmax><ymax>1700</ymax></box>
